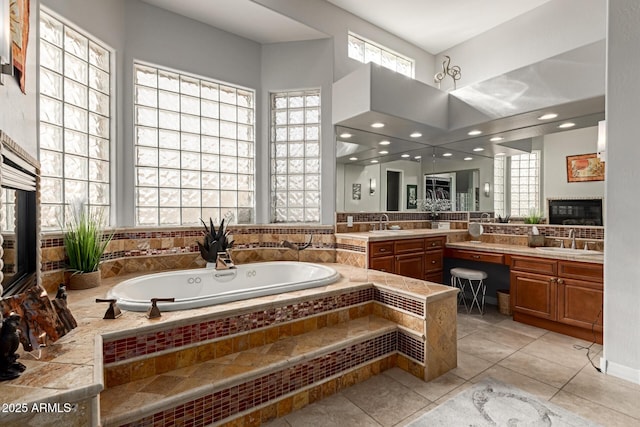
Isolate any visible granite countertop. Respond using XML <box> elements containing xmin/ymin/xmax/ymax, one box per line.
<box><xmin>446</xmin><ymin>241</ymin><xmax>604</xmax><ymax>264</ymax></box>
<box><xmin>335</xmin><ymin>229</ymin><xmax>467</xmax><ymax>241</ymax></box>
<box><xmin>0</xmin><ymin>263</ymin><xmax>455</xmax><ymax>420</ymax></box>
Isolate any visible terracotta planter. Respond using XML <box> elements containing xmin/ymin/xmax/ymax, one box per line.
<box><xmin>68</xmin><ymin>270</ymin><xmax>102</xmax><ymax>290</ymax></box>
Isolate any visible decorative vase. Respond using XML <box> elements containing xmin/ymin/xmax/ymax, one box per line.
<box><xmin>68</xmin><ymin>270</ymin><xmax>102</xmax><ymax>290</ymax></box>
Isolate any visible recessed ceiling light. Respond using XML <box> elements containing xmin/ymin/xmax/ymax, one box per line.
<box><xmin>414</xmin><ymin>155</ymin><xmax>422</xmax><ymax>159</ymax></box>
<box><xmin>410</xmin><ymin>132</ymin><xmax>422</xmax><ymax>138</ymax></box>
<box><xmin>490</xmin><ymin>136</ymin><xmax>504</xmax><ymax>142</ymax></box>
<box><xmin>378</xmin><ymin>150</ymin><xmax>388</xmax><ymax>155</ymax></box>
<box><xmin>340</xmin><ymin>132</ymin><xmax>352</xmax><ymax>138</ymax></box>
<box><xmin>442</xmin><ymin>153</ymin><xmax>453</xmax><ymax>157</ymax></box>
<box><xmin>379</xmin><ymin>140</ymin><xmax>391</xmax><ymax>145</ymax></box>
<box><xmin>495</xmin><ymin>152</ymin><xmax>506</xmax><ymax>156</ymax></box>
<box><xmin>538</xmin><ymin>113</ymin><xmax>558</xmax><ymax>120</ymax></box>
<box><xmin>464</xmin><ymin>157</ymin><xmax>473</xmax><ymax>161</ymax></box>
<box><xmin>558</xmin><ymin>122</ymin><xmax>575</xmax><ymax>128</ymax></box>
<box><xmin>401</xmin><ymin>154</ymin><xmax>410</xmax><ymax>158</ymax></box>
<box><xmin>371</xmin><ymin>159</ymin><xmax>379</xmax><ymax>163</ymax></box>
<box><xmin>371</xmin><ymin>122</ymin><xmax>385</xmax><ymax>128</ymax></box>
<box><xmin>473</xmin><ymin>147</ymin><xmax>484</xmax><ymax>152</ymax></box>
<box><xmin>349</xmin><ymin>157</ymin><xmax>358</xmax><ymax>161</ymax></box>
<box><xmin>468</xmin><ymin>130</ymin><xmax>482</xmax><ymax>136</ymax></box>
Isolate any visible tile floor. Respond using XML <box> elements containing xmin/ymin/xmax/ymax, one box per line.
<box><xmin>264</xmin><ymin>306</ymin><xmax>640</xmax><ymax>427</ymax></box>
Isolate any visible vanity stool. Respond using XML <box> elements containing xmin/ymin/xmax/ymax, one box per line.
<box><xmin>450</xmin><ymin>267</ymin><xmax>488</xmax><ymax>315</ymax></box>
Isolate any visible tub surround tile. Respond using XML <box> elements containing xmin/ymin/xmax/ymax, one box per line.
<box><xmin>3</xmin><ymin>262</ymin><xmax>458</xmax><ymax>426</ymax></box>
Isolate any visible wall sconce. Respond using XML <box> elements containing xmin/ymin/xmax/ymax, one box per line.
<box><xmin>369</xmin><ymin>178</ymin><xmax>376</xmax><ymax>195</ymax></box>
<box><xmin>483</xmin><ymin>182</ymin><xmax>491</xmax><ymax>197</ymax></box>
<box><xmin>0</xmin><ymin>0</ymin><xmax>13</xmax><ymax>85</ymax></box>
<box><xmin>597</xmin><ymin>120</ymin><xmax>606</xmax><ymax>162</ymax></box>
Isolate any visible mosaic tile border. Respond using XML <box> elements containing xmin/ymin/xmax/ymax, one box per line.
<box><xmin>118</xmin><ymin>332</ymin><xmax>397</xmax><ymax>427</ymax></box>
<box><xmin>103</xmin><ymin>287</ymin><xmax>426</xmax><ymax>364</ymax></box>
<box><xmin>480</xmin><ymin>223</ymin><xmax>604</xmax><ymax>239</ymax></box>
<box><xmin>374</xmin><ymin>288</ymin><xmax>425</xmax><ymax>317</ymax></box>
<box><xmin>335</xmin><ymin>243</ymin><xmax>366</xmax><ymax>253</ymax></box>
<box><xmin>336</xmin><ymin>212</ymin><xmax>430</xmax><ymax>223</ymax></box>
<box><xmin>397</xmin><ymin>330</ymin><xmax>425</xmax><ymax>364</ymax></box>
<box><xmin>103</xmin><ymin>288</ymin><xmax>375</xmax><ymax>364</ymax></box>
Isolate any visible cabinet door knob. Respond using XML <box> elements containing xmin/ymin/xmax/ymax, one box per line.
<box><xmin>472</xmin><ymin>255</ymin><xmax>480</xmax><ymax>259</ymax></box>
<box><xmin>557</xmin><ymin>279</ymin><xmax>564</xmax><ymax>284</ymax></box>
<box><xmin>431</xmin><ymin>260</ymin><xmax>436</xmax><ymax>264</ymax></box>
<box><xmin>379</xmin><ymin>248</ymin><xmax>386</xmax><ymax>252</ymax></box>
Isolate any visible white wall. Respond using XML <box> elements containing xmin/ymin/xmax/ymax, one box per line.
<box><xmin>543</xmin><ymin>126</ymin><xmax>604</xmax><ymax>201</ymax></box>
<box><xmin>438</xmin><ymin>0</ymin><xmax>606</xmax><ymax>90</ymax></box>
<box><xmin>260</xmin><ymin>39</ymin><xmax>335</xmax><ymax>224</ymax></box>
<box><xmin>0</xmin><ymin>0</ymin><xmax>39</xmax><ymax>157</ymax></box>
<box><xmin>254</xmin><ymin>0</ymin><xmax>434</xmax><ymax>84</ymax></box>
<box><xmin>602</xmin><ymin>0</ymin><xmax>640</xmax><ymax>385</ymax></box>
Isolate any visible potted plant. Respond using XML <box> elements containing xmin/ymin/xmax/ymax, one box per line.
<box><xmin>197</xmin><ymin>218</ymin><xmax>233</xmax><ymax>264</ymax></box>
<box><xmin>63</xmin><ymin>205</ymin><xmax>113</xmax><ymax>290</ymax></box>
<box><xmin>524</xmin><ymin>209</ymin><xmax>543</xmax><ymax>224</ymax></box>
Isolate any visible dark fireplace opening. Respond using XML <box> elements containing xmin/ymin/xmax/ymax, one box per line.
<box><xmin>2</xmin><ymin>157</ymin><xmax>38</xmax><ymax>297</ymax></box>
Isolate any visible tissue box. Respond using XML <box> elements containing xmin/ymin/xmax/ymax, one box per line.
<box><xmin>528</xmin><ymin>234</ymin><xmax>545</xmax><ymax>247</ymax></box>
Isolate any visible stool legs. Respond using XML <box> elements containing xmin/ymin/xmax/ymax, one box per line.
<box><xmin>451</xmin><ymin>276</ymin><xmax>486</xmax><ymax>315</ymax></box>
<box><xmin>451</xmin><ymin>275</ymin><xmax>469</xmax><ymax>312</ymax></box>
<box><xmin>467</xmin><ymin>279</ymin><xmax>486</xmax><ymax>315</ymax></box>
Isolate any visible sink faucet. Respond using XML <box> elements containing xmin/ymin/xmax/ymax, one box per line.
<box><xmin>379</xmin><ymin>213</ymin><xmax>389</xmax><ymax>231</ymax></box>
<box><xmin>480</xmin><ymin>212</ymin><xmax>491</xmax><ymax>223</ymax></box>
<box><xmin>568</xmin><ymin>229</ymin><xmax>576</xmax><ymax>249</ymax></box>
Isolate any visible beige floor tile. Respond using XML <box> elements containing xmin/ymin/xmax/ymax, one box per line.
<box><xmin>551</xmin><ymin>390</ymin><xmax>638</xmax><ymax>426</ymax></box>
<box><xmin>563</xmin><ymin>369</ymin><xmax>640</xmax><ymax>419</ymax></box>
<box><xmin>470</xmin><ymin>365</ymin><xmax>560</xmax><ymax>400</ymax></box>
<box><xmin>498</xmin><ymin>351</ymin><xmax>580</xmax><ymax>388</ymax></box>
<box><xmin>341</xmin><ymin>374</ymin><xmax>430</xmax><ymax>426</ymax></box>
<box><xmin>457</xmin><ymin>333</ymin><xmax>518</xmax><ymax>363</ymax></box>
<box><xmin>280</xmin><ymin>394</ymin><xmax>382</xmax><ymax>427</ymax></box>
<box><xmin>392</xmin><ymin>403</ymin><xmax>437</xmax><ymax>426</ymax></box>
<box><xmin>472</xmin><ymin>325</ymin><xmax>537</xmax><ymax>349</ymax></box>
<box><xmin>383</xmin><ymin>368</ymin><xmax>464</xmax><ymax>402</ymax></box>
<box><xmin>449</xmin><ymin>350</ymin><xmax>493</xmax><ymax>380</ymax></box>
<box><xmin>494</xmin><ymin>317</ymin><xmax>548</xmax><ymax>338</ymax></box>
<box><xmin>520</xmin><ymin>334</ymin><xmax>596</xmax><ymax>370</ymax></box>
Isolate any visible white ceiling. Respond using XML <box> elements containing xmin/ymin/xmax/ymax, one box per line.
<box><xmin>142</xmin><ymin>0</ymin><xmax>553</xmax><ymax>54</ymax></box>
<box><xmin>141</xmin><ymin>0</ymin><xmax>327</xmax><ymax>44</ymax></box>
<box><xmin>326</xmin><ymin>0</ymin><xmax>553</xmax><ymax>54</ymax></box>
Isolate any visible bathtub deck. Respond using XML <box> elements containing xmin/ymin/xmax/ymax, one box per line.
<box><xmin>0</xmin><ymin>263</ymin><xmax>458</xmax><ymax>427</ymax></box>
<box><xmin>100</xmin><ymin>315</ymin><xmax>397</xmax><ymax>426</ymax></box>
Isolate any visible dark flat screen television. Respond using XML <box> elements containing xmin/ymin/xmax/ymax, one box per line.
<box><xmin>548</xmin><ymin>198</ymin><xmax>603</xmax><ymax>226</ymax></box>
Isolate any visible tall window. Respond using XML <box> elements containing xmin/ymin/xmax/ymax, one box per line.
<box><xmin>347</xmin><ymin>32</ymin><xmax>414</xmax><ymax>78</ymax></box>
<box><xmin>270</xmin><ymin>90</ymin><xmax>321</xmax><ymax>223</ymax></box>
<box><xmin>133</xmin><ymin>63</ymin><xmax>255</xmax><ymax>226</ymax></box>
<box><xmin>494</xmin><ymin>151</ymin><xmax>541</xmax><ymax>217</ymax></box>
<box><xmin>39</xmin><ymin>11</ymin><xmax>112</xmax><ymax>230</ymax></box>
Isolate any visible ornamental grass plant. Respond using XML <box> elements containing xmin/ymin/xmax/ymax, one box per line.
<box><xmin>63</xmin><ymin>205</ymin><xmax>113</xmax><ymax>273</ymax></box>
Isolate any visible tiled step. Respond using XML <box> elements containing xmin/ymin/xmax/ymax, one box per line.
<box><xmin>100</xmin><ymin>315</ymin><xmax>398</xmax><ymax>427</ymax></box>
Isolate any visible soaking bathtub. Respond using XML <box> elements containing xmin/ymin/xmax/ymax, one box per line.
<box><xmin>106</xmin><ymin>261</ymin><xmax>341</xmax><ymax>312</ymax></box>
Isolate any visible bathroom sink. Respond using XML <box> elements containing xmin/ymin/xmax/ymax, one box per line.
<box><xmin>535</xmin><ymin>247</ymin><xmax>603</xmax><ymax>256</ymax></box>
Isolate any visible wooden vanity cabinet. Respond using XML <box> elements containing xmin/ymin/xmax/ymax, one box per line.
<box><xmin>367</xmin><ymin>236</ymin><xmax>445</xmax><ymax>282</ymax></box>
<box><xmin>510</xmin><ymin>256</ymin><xmax>603</xmax><ymax>343</ymax></box>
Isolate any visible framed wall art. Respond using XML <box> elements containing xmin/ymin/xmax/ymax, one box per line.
<box><xmin>566</xmin><ymin>153</ymin><xmax>605</xmax><ymax>182</ymax></box>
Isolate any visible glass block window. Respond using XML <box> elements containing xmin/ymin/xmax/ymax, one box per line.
<box><xmin>1</xmin><ymin>189</ymin><xmax>16</xmax><ymax>233</ymax></box>
<box><xmin>510</xmin><ymin>151</ymin><xmax>540</xmax><ymax>217</ymax></box>
<box><xmin>270</xmin><ymin>90</ymin><xmax>321</xmax><ymax>223</ymax></box>
<box><xmin>39</xmin><ymin>11</ymin><xmax>111</xmax><ymax>230</ymax></box>
<box><xmin>494</xmin><ymin>151</ymin><xmax>540</xmax><ymax>217</ymax></box>
<box><xmin>493</xmin><ymin>155</ymin><xmax>505</xmax><ymax>217</ymax></box>
<box><xmin>348</xmin><ymin>32</ymin><xmax>414</xmax><ymax>78</ymax></box>
<box><xmin>133</xmin><ymin>63</ymin><xmax>255</xmax><ymax>226</ymax></box>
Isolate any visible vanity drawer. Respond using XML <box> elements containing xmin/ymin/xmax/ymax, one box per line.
<box><xmin>395</xmin><ymin>238</ymin><xmax>425</xmax><ymax>254</ymax></box>
<box><xmin>510</xmin><ymin>256</ymin><xmax>557</xmax><ymax>275</ymax></box>
<box><xmin>370</xmin><ymin>256</ymin><xmax>395</xmax><ymax>273</ymax></box>
<box><xmin>425</xmin><ymin>236</ymin><xmax>445</xmax><ymax>250</ymax></box>
<box><xmin>425</xmin><ymin>252</ymin><xmax>443</xmax><ymax>271</ymax></box>
<box><xmin>370</xmin><ymin>241</ymin><xmax>394</xmax><ymax>257</ymax></box>
<box><xmin>558</xmin><ymin>261</ymin><xmax>603</xmax><ymax>283</ymax></box>
<box><xmin>449</xmin><ymin>249</ymin><xmax>505</xmax><ymax>264</ymax></box>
